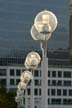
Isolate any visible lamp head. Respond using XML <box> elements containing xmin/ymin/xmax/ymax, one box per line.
<box><xmin>20</xmin><ymin>71</ymin><xmax>33</xmax><ymax>83</ymax></box>
<box><xmin>34</xmin><ymin>10</ymin><xmax>58</xmax><ymax>34</ymax></box>
<box><xmin>31</xmin><ymin>24</ymin><xmax>51</xmax><ymax>41</ymax></box>
<box><xmin>24</xmin><ymin>51</ymin><xmax>41</xmax><ymax>69</ymax></box>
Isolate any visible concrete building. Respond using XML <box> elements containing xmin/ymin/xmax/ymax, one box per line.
<box><xmin>69</xmin><ymin>0</ymin><xmax>72</xmax><ymax>63</ymax></box>
<box><xmin>0</xmin><ymin>50</ymin><xmax>72</xmax><ymax>108</ymax></box>
<box><xmin>0</xmin><ymin>64</ymin><xmax>72</xmax><ymax>108</ymax></box>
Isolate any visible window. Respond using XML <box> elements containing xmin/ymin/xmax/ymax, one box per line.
<box><xmin>0</xmin><ymin>79</ymin><xmax>6</xmax><ymax>86</ymax></box>
<box><xmin>34</xmin><ymin>79</ymin><xmax>41</xmax><ymax>86</ymax></box>
<box><xmin>0</xmin><ymin>69</ymin><xmax>6</xmax><ymax>76</ymax></box>
<box><xmin>57</xmin><ymin>89</ymin><xmax>61</xmax><ymax>96</ymax></box>
<box><xmin>23</xmin><ymin>97</ymin><xmax>25</xmax><ymax>104</ymax></box>
<box><xmin>10</xmin><ymin>79</ymin><xmax>15</xmax><ymax>85</ymax></box>
<box><xmin>63</xmin><ymin>71</ymin><xmax>71</xmax><ymax>78</ymax></box>
<box><xmin>16</xmin><ymin>69</ymin><xmax>21</xmax><ymax>76</ymax></box>
<box><xmin>51</xmin><ymin>89</ymin><xmax>55</xmax><ymax>96</ymax></box>
<box><xmin>34</xmin><ymin>70</ymin><xmax>39</xmax><ymax>77</ymax></box>
<box><xmin>63</xmin><ymin>99</ymin><xmax>72</xmax><ymax>105</ymax></box>
<box><xmin>52</xmin><ymin>80</ymin><xmax>56</xmax><ymax>86</ymax></box>
<box><xmin>48</xmin><ymin>71</ymin><xmax>50</xmax><ymax>77</ymax></box>
<box><xmin>39</xmin><ymin>88</ymin><xmax>41</xmax><ymax>95</ymax></box>
<box><xmin>69</xmin><ymin>89</ymin><xmax>72</xmax><ymax>96</ymax></box>
<box><xmin>51</xmin><ymin>99</ymin><xmax>61</xmax><ymax>105</ymax></box>
<box><xmin>58</xmin><ymin>71</ymin><xmax>62</xmax><ymax>77</ymax></box>
<box><xmin>48</xmin><ymin>98</ymin><xmax>50</xmax><ymax>105</ymax></box>
<box><xmin>57</xmin><ymin>80</ymin><xmax>62</xmax><ymax>86</ymax></box>
<box><xmin>16</xmin><ymin>79</ymin><xmax>20</xmax><ymax>85</ymax></box>
<box><xmin>10</xmin><ymin>69</ymin><xmax>14</xmax><ymax>76</ymax></box>
<box><xmin>51</xmin><ymin>99</ymin><xmax>56</xmax><ymax>104</ymax></box>
<box><xmin>56</xmin><ymin>99</ymin><xmax>61</xmax><ymax>105</ymax></box>
<box><xmin>63</xmin><ymin>80</ymin><xmax>71</xmax><ymax>86</ymax></box>
<box><xmin>52</xmin><ymin>71</ymin><xmax>56</xmax><ymax>77</ymax></box>
<box><xmin>27</xmin><ymin>88</ymin><xmax>30</xmax><ymax>95</ymax></box>
<box><xmin>63</xmin><ymin>89</ymin><xmax>67</xmax><ymax>96</ymax></box>
<box><xmin>48</xmin><ymin>80</ymin><xmax>50</xmax><ymax>86</ymax></box>
<box><xmin>34</xmin><ymin>88</ymin><xmax>38</xmax><ymax>95</ymax></box>
<box><xmin>63</xmin><ymin>99</ymin><xmax>68</xmax><ymax>105</ymax></box>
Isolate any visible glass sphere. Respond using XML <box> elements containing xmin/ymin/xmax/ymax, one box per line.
<box><xmin>17</xmin><ymin>81</ymin><xmax>27</xmax><ymax>91</ymax></box>
<box><xmin>34</xmin><ymin>10</ymin><xmax>58</xmax><ymax>34</ymax></box>
<box><xmin>24</xmin><ymin>51</ymin><xmax>41</xmax><ymax>69</ymax></box>
<box><xmin>20</xmin><ymin>71</ymin><xmax>33</xmax><ymax>83</ymax></box>
<box><xmin>31</xmin><ymin>24</ymin><xmax>51</xmax><ymax>41</ymax></box>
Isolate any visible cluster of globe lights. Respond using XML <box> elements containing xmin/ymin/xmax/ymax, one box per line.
<box><xmin>31</xmin><ymin>10</ymin><xmax>58</xmax><ymax>41</ymax></box>
<box><xmin>15</xmin><ymin>10</ymin><xmax>58</xmax><ymax>103</ymax></box>
<box><xmin>15</xmin><ymin>51</ymin><xmax>41</xmax><ymax>102</ymax></box>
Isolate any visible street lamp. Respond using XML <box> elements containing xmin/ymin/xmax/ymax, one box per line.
<box><xmin>20</xmin><ymin>71</ymin><xmax>33</xmax><ymax>83</ymax></box>
<box><xmin>31</xmin><ymin>10</ymin><xmax>58</xmax><ymax>108</ymax></box>
<box><xmin>24</xmin><ymin>51</ymin><xmax>41</xmax><ymax>108</ymax></box>
<box><xmin>24</xmin><ymin>51</ymin><xmax>41</xmax><ymax>69</ymax></box>
<box><xmin>15</xmin><ymin>51</ymin><xmax>41</xmax><ymax>108</ymax></box>
<box><xmin>15</xmin><ymin>70</ymin><xmax>33</xmax><ymax>108</ymax></box>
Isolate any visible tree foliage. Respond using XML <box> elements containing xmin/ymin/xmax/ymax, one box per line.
<box><xmin>0</xmin><ymin>82</ymin><xmax>17</xmax><ymax>108</ymax></box>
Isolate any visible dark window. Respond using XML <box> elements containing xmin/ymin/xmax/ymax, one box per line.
<box><xmin>63</xmin><ymin>80</ymin><xmax>71</xmax><ymax>86</ymax></box>
<box><xmin>63</xmin><ymin>89</ymin><xmax>67</xmax><ymax>96</ymax></box>
<box><xmin>0</xmin><ymin>69</ymin><xmax>6</xmax><ymax>76</ymax></box>
<box><xmin>63</xmin><ymin>99</ymin><xmax>68</xmax><ymax>104</ymax></box>
<box><xmin>48</xmin><ymin>80</ymin><xmax>50</xmax><ymax>86</ymax></box>
<box><xmin>48</xmin><ymin>99</ymin><xmax>50</xmax><ymax>105</ymax></box>
<box><xmin>56</xmin><ymin>99</ymin><xmax>61</xmax><ymax>105</ymax></box>
<box><xmin>69</xmin><ymin>89</ymin><xmax>72</xmax><ymax>96</ymax></box>
<box><xmin>51</xmin><ymin>99</ymin><xmax>61</xmax><ymax>105</ymax></box>
<box><xmin>48</xmin><ymin>71</ymin><xmax>50</xmax><ymax>77</ymax></box>
<box><xmin>57</xmin><ymin>80</ymin><xmax>62</xmax><ymax>86</ymax></box>
<box><xmin>58</xmin><ymin>71</ymin><xmax>62</xmax><ymax>77</ymax></box>
<box><xmin>63</xmin><ymin>71</ymin><xmax>71</xmax><ymax>78</ymax></box>
<box><xmin>52</xmin><ymin>71</ymin><xmax>56</xmax><ymax>77</ymax></box>
<box><xmin>39</xmin><ymin>88</ymin><xmax>41</xmax><ymax>95</ymax></box>
<box><xmin>0</xmin><ymin>79</ymin><xmax>6</xmax><ymax>86</ymax></box>
<box><xmin>52</xmin><ymin>80</ymin><xmax>56</xmax><ymax>86</ymax></box>
<box><xmin>16</xmin><ymin>79</ymin><xmax>20</xmax><ymax>85</ymax></box>
<box><xmin>57</xmin><ymin>89</ymin><xmax>61</xmax><ymax>96</ymax></box>
<box><xmin>35</xmin><ymin>106</ymin><xmax>37</xmax><ymax>108</ymax></box>
<box><xmin>10</xmin><ymin>69</ymin><xmax>14</xmax><ymax>76</ymax></box>
<box><xmin>51</xmin><ymin>89</ymin><xmax>55</xmax><ymax>96</ymax></box>
<box><xmin>51</xmin><ymin>99</ymin><xmax>56</xmax><ymax>104</ymax></box>
<box><xmin>10</xmin><ymin>79</ymin><xmax>15</xmax><ymax>85</ymax></box>
<box><xmin>34</xmin><ymin>70</ymin><xmax>39</xmax><ymax>77</ymax></box>
<box><xmin>27</xmin><ymin>88</ymin><xmax>30</xmax><ymax>95</ymax></box>
<box><xmin>16</xmin><ymin>69</ymin><xmax>21</xmax><ymax>76</ymax></box>
<box><xmin>63</xmin><ymin>99</ymin><xmax>72</xmax><ymax>105</ymax></box>
<box><xmin>34</xmin><ymin>79</ymin><xmax>41</xmax><ymax>86</ymax></box>
<box><xmin>34</xmin><ymin>89</ymin><xmax>38</xmax><ymax>95</ymax></box>
<box><xmin>23</xmin><ymin>98</ymin><xmax>25</xmax><ymax>104</ymax></box>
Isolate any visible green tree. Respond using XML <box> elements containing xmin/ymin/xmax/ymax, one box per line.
<box><xmin>0</xmin><ymin>81</ymin><xmax>17</xmax><ymax>108</ymax></box>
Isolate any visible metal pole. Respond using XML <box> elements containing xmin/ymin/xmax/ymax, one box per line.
<box><xmin>41</xmin><ymin>41</ymin><xmax>48</xmax><ymax>108</ymax></box>
<box><xmin>30</xmin><ymin>70</ymin><xmax>34</xmax><ymax>108</ymax></box>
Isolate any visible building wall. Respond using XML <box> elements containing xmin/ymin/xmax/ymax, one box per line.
<box><xmin>0</xmin><ymin>65</ymin><xmax>72</xmax><ymax>108</ymax></box>
<box><xmin>69</xmin><ymin>0</ymin><xmax>72</xmax><ymax>63</ymax></box>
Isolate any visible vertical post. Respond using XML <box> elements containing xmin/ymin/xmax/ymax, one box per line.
<box><xmin>30</xmin><ymin>70</ymin><xmax>34</xmax><ymax>108</ymax></box>
<box><xmin>41</xmin><ymin>42</ymin><xmax>48</xmax><ymax>108</ymax></box>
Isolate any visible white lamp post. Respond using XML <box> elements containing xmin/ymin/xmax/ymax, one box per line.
<box><xmin>24</xmin><ymin>51</ymin><xmax>41</xmax><ymax>108</ymax></box>
<box><xmin>15</xmin><ymin>51</ymin><xmax>41</xmax><ymax>108</ymax></box>
<box><xmin>31</xmin><ymin>10</ymin><xmax>58</xmax><ymax>108</ymax></box>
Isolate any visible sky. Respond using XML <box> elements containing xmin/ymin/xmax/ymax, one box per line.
<box><xmin>0</xmin><ymin>0</ymin><xmax>69</xmax><ymax>56</ymax></box>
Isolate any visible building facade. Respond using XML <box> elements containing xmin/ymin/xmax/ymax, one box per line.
<box><xmin>0</xmin><ymin>65</ymin><xmax>72</xmax><ymax>108</ymax></box>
